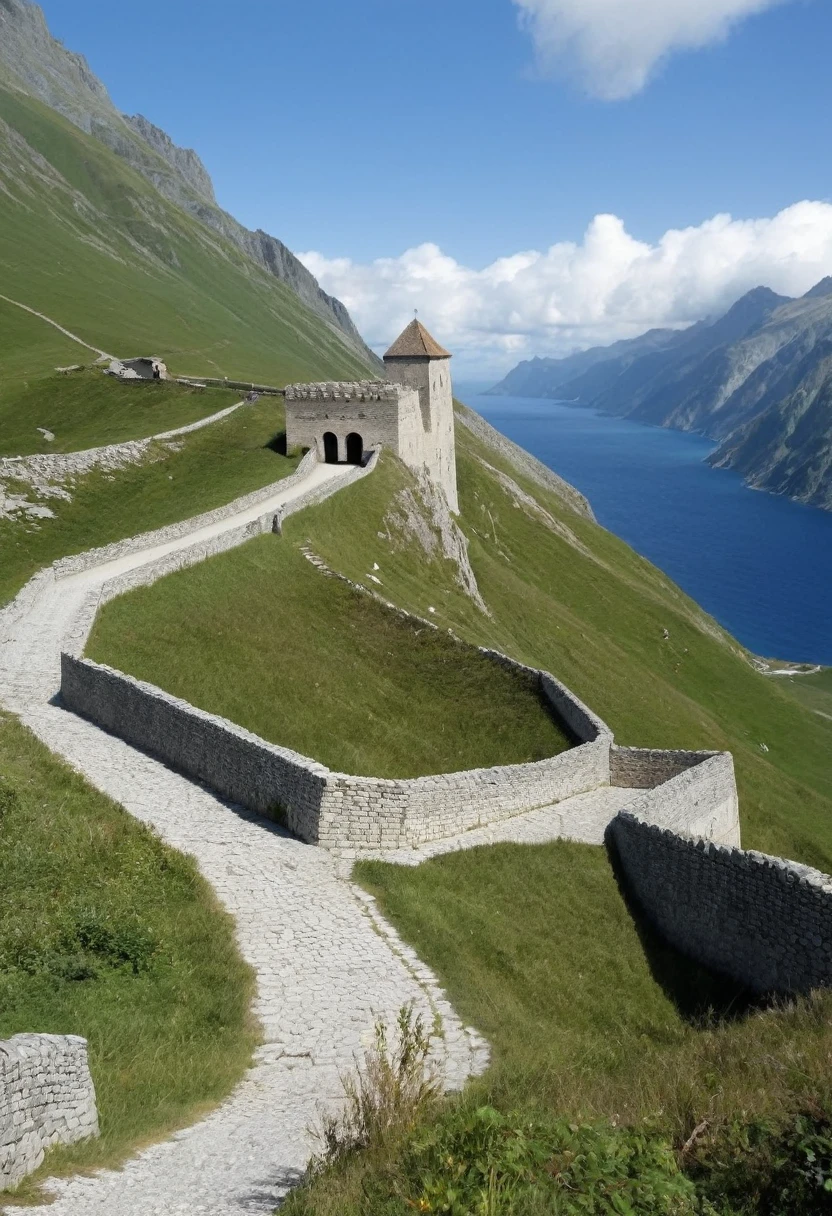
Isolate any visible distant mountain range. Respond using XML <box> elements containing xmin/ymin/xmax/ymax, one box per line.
<box><xmin>488</xmin><ymin>282</ymin><xmax>832</xmax><ymax>511</ymax></box>
<box><xmin>0</xmin><ymin>0</ymin><xmax>379</xmax><ymax>371</ymax></box>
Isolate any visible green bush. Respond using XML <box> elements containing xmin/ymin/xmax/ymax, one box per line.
<box><xmin>388</xmin><ymin>1106</ymin><xmax>701</xmax><ymax>1215</ymax></box>
<box><xmin>692</xmin><ymin>1111</ymin><xmax>832</xmax><ymax>1214</ymax></box>
<box><xmin>287</xmin><ymin>1105</ymin><xmax>707</xmax><ymax>1215</ymax></box>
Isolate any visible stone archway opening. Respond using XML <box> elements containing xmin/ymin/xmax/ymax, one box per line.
<box><xmin>323</xmin><ymin>432</ymin><xmax>339</xmax><ymax>464</ymax></box>
<box><xmin>346</xmin><ymin>432</ymin><xmax>364</xmax><ymax>465</ymax></box>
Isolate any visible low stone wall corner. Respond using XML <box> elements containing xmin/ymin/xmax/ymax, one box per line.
<box><xmin>0</xmin><ymin>1033</ymin><xmax>98</xmax><ymax>1191</ymax></box>
<box><xmin>609</xmin><ymin>809</ymin><xmax>832</xmax><ymax>995</ymax></box>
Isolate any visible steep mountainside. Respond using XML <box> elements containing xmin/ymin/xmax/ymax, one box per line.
<box><xmin>490</xmin><ymin>282</ymin><xmax>832</xmax><ymax>510</ymax></box>
<box><xmin>0</xmin><ymin>0</ymin><xmax>379</xmax><ymax>369</ymax></box>
<box><xmin>710</xmin><ymin>342</ymin><xmax>832</xmax><ymax>509</ymax></box>
<box><xmin>0</xmin><ymin>82</ymin><xmax>373</xmax><ymax>391</ymax></box>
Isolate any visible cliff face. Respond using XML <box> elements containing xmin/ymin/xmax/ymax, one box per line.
<box><xmin>0</xmin><ymin>0</ymin><xmax>380</xmax><ymax>371</ymax></box>
<box><xmin>489</xmin><ymin>281</ymin><xmax>832</xmax><ymax>511</ymax></box>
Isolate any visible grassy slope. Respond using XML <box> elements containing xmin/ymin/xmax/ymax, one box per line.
<box><xmin>280</xmin><ymin>423</ymin><xmax>832</xmax><ymax>868</ymax></box>
<box><xmin>258</xmin><ymin>416</ymin><xmax>832</xmax><ymax>1208</ymax></box>
<box><xmin>780</xmin><ymin>667</ymin><xmax>832</xmax><ymax>722</ymax></box>
<box><xmin>0</xmin><ymin>86</ymin><xmax>371</xmax><ymax>389</ymax></box>
<box><xmin>0</xmin><ymin>371</ymin><xmax>240</xmax><ymax>456</ymax></box>
<box><xmin>0</xmin><ymin>711</ymin><xmax>256</xmax><ymax>1193</ymax></box>
<box><xmin>0</xmin><ymin>297</ymin><xmax>85</xmax><ymax>390</ymax></box>
<box><xmin>84</xmin><ymin>424</ymin><xmax>832</xmax><ymax>858</ymax></box>
<box><xmin>86</xmin><ymin>538</ymin><xmax>571</xmax><ymax>779</ymax></box>
<box><xmin>0</xmin><ymin>397</ymin><xmax>299</xmax><ymax>607</ymax></box>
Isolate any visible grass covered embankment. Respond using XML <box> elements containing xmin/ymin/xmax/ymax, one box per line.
<box><xmin>0</xmin><ymin>711</ymin><xmax>256</xmax><ymax>1196</ymax></box>
<box><xmin>781</xmin><ymin>666</ymin><xmax>832</xmax><ymax>723</ymax></box>
<box><xmin>0</xmin><ymin>397</ymin><xmax>299</xmax><ymax>608</ymax></box>
<box><xmin>0</xmin><ymin>84</ymin><xmax>373</xmax><ymax>388</ymax></box>
<box><xmin>258</xmin><ymin>424</ymin><xmax>832</xmax><ymax>1211</ymax></box>
<box><xmin>86</xmin><ymin>542</ymin><xmax>572</xmax><ymax>778</ymax></box>
<box><xmin>0</xmin><ymin>370</ymin><xmax>240</xmax><ymax>457</ymax></box>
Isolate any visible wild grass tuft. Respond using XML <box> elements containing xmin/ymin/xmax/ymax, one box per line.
<box><xmin>316</xmin><ymin>1006</ymin><xmax>441</xmax><ymax>1168</ymax></box>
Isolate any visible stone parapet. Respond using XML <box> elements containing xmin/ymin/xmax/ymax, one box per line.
<box><xmin>0</xmin><ymin>1034</ymin><xmax>98</xmax><ymax>1191</ymax></box>
<box><xmin>53</xmin><ymin>449</ymin><xmax>321</xmax><ymax>579</ymax></box>
<box><xmin>610</xmin><ymin>814</ymin><xmax>832</xmax><ymax>995</ymax></box>
<box><xmin>60</xmin><ymin>646</ymin><xmax>611</xmax><ymax>850</ymax></box>
<box><xmin>610</xmin><ymin>745</ymin><xmax>721</xmax><ymax>790</ymax></box>
<box><xmin>616</xmin><ymin>752</ymin><xmax>741</xmax><ymax>846</ymax></box>
<box><xmin>284</xmin><ymin>381</ymin><xmax>402</xmax><ymax>402</ymax></box>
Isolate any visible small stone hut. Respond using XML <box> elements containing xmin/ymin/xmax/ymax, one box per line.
<box><xmin>284</xmin><ymin>320</ymin><xmax>459</xmax><ymax>512</ymax></box>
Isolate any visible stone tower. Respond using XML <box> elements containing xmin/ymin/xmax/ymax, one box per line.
<box><xmin>383</xmin><ymin>320</ymin><xmax>459</xmax><ymax>513</ymax></box>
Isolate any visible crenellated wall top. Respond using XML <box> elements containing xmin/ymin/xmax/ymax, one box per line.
<box><xmin>284</xmin><ymin>381</ymin><xmax>411</xmax><ymax>403</ymax></box>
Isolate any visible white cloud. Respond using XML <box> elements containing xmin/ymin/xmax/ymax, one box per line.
<box><xmin>299</xmin><ymin>201</ymin><xmax>832</xmax><ymax>377</ymax></box>
<box><xmin>512</xmin><ymin>0</ymin><xmax>790</xmax><ymax>98</ymax></box>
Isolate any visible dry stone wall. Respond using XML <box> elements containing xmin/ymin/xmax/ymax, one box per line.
<box><xmin>611</xmin><ymin>745</ymin><xmax>726</xmax><ymax>790</ymax></box>
<box><xmin>0</xmin><ymin>1034</ymin><xmax>98</xmax><ymax>1191</ymax></box>
<box><xmin>614</xmin><ymin>753</ymin><xmax>741</xmax><ymax>846</ymax></box>
<box><xmin>53</xmin><ymin>449</ymin><xmax>321</xmax><ymax>578</ymax></box>
<box><xmin>60</xmin><ymin>648</ymin><xmax>610</xmax><ymax>850</ymax></box>
<box><xmin>611</xmin><ymin>813</ymin><xmax>832</xmax><ymax>994</ymax></box>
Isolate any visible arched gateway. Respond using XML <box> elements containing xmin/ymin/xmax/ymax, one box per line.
<box><xmin>322</xmin><ymin>432</ymin><xmax>339</xmax><ymax>464</ymax></box>
<box><xmin>283</xmin><ymin>320</ymin><xmax>459</xmax><ymax>513</ymax></box>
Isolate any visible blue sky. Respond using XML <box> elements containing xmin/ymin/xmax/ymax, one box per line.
<box><xmin>40</xmin><ymin>0</ymin><xmax>832</xmax><ymax>371</ymax></box>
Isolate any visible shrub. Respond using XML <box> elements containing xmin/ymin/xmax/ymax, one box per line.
<box><xmin>316</xmin><ymin>1005</ymin><xmax>442</xmax><ymax>1166</ymax></box>
<box><xmin>692</xmin><ymin>1110</ymin><xmax>832</xmax><ymax>1214</ymax></box>
<box><xmin>384</xmin><ymin>1105</ymin><xmax>703</xmax><ymax>1215</ymax></box>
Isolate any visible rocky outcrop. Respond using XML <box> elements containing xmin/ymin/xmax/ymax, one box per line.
<box><xmin>0</xmin><ymin>0</ymin><xmax>379</xmax><ymax>369</ymax></box>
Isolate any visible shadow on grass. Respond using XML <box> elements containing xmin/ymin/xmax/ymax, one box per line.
<box><xmin>266</xmin><ymin>430</ymin><xmax>288</xmax><ymax>456</ymax></box>
<box><xmin>604</xmin><ymin>829</ymin><xmax>778</xmax><ymax>1026</ymax></box>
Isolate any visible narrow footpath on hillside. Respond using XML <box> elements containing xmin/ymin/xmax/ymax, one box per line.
<box><xmin>0</xmin><ymin>457</ymin><xmax>627</xmax><ymax>1213</ymax></box>
<box><xmin>0</xmin><ymin>460</ymin><xmax>489</xmax><ymax>1215</ymax></box>
<box><xmin>0</xmin><ymin>294</ymin><xmax>114</xmax><ymax>360</ymax></box>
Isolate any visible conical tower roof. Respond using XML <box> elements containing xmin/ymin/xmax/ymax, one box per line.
<box><xmin>384</xmin><ymin>320</ymin><xmax>451</xmax><ymax>360</ymax></box>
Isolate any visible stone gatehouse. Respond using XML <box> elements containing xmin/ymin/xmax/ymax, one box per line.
<box><xmin>284</xmin><ymin>320</ymin><xmax>459</xmax><ymax>512</ymax></box>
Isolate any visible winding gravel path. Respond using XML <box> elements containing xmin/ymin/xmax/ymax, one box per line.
<box><xmin>0</xmin><ymin>459</ymin><xmax>629</xmax><ymax>1213</ymax></box>
<box><xmin>0</xmin><ymin>464</ymin><xmax>490</xmax><ymax>1214</ymax></box>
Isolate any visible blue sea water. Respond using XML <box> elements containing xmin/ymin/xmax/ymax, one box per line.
<box><xmin>457</xmin><ymin>385</ymin><xmax>832</xmax><ymax>665</ymax></box>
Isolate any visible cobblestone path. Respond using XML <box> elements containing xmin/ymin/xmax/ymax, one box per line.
<box><xmin>0</xmin><ymin>466</ymin><xmax>489</xmax><ymax>1213</ymax></box>
<box><xmin>0</xmin><ymin>464</ymin><xmax>622</xmax><ymax>1213</ymax></box>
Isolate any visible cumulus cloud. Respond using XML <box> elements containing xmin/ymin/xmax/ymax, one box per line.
<box><xmin>299</xmin><ymin>202</ymin><xmax>832</xmax><ymax>376</ymax></box>
<box><xmin>512</xmin><ymin>0</ymin><xmax>790</xmax><ymax>98</ymax></box>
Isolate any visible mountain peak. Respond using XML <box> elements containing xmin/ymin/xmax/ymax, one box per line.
<box><xmin>802</xmin><ymin>276</ymin><xmax>832</xmax><ymax>299</ymax></box>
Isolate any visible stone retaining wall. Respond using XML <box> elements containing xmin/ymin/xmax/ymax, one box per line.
<box><xmin>53</xmin><ymin>449</ymin><xmax>321</xmax><ymax>578</ymax></box>
<box><xmin>62</xmin><ymin>453</ymin><xmax>380</xmax><ymax>641</ymax></box>
<box><xmin>60</xmin><ymin>649</ymin><xmax>611</xmax><ymax>850</ymax></box>
<box><xmin>610</xmin><ymin>813</ymin><xmax>832</xmax><ymax>994</ymax></box>
<box><xmin>0</xmin><ymin>1035</ymin><xmax>98</xmax><ymax>1191</ymax></box>
<box><xmin>611</xmin><ymin>746</ymin><xmax>720</xmax><ymax>790</ymax></box>
<box><xmin>617</xmin><ymin>752</ymin><xmax>741</xmax><ymax>846</ymax></box>
<box><xmin>176</xmin><ymin>377</ymin><xmax>285</xmax><ymax>395</ymax></box>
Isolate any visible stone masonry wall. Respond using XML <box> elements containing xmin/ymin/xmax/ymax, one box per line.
<box><xmin>61</xmin><ymin>649</ymin><xmax>611</xmax><ymax>850</ymax></box>
<box><xmin>0</xmin><ymin>1035</ymin><xmax>98</xmax><ymax>1191</ymax></box>
<box><xmin>611</xmin><ymin>746</ymin><xmax>719</xmax><ymax>789</ymax></box>
<box><xmin>611</xmin><ymin>813</ymin><xmax>832</xmax><ymax>994</ymax></box>
<box><xmin>61</xmin><ymin>655</ymin><xmax>331</xmax><ymax>841</ymax></box>
<box><xmin>285</xmin><ymin>382</ymin><xmax>425</xmax><ymax>471</ymax></box>
<box><xmin>614</xmin><ymin>752</ymin><xmax>741</xmax><ymax>846</ymax></box>
<box><xmin>53</xmin><ymin>448</ymin><xmax>321</xmax><ymax>578</ymax></box>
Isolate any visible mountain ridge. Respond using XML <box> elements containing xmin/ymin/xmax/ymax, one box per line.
<box><xmin>489</xmin><ymin>283</ymin><xmax>832</xmax><ymax>511</ymax></box>
<box><xmin>0</xmin><ymin>0</ymin><xmax>380</xmax><ymax>370</ymax></box>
